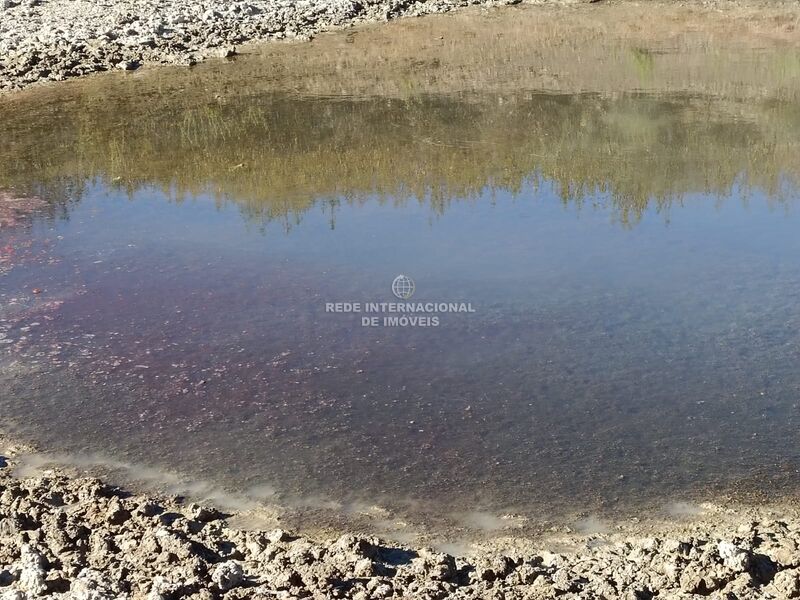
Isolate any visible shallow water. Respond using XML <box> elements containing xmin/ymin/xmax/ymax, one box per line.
<box><xmin>3</xmin><ymin>6</ymin><xmax>800</xmax><ymax>540</ymax></box>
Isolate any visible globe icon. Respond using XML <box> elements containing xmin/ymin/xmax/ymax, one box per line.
<box><xmin>391</xmin><ymin>275</ymin><xmax>415</xmax><ymax>300</ymax></box>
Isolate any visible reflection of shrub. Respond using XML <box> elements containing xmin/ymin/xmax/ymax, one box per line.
<box><xmin>629</xmin><ymin>48</ymin><xmax>655</xmax><ymax>82</ymax></box>
<box><xmin>1</xmin><ymin>73</ymin><xmax>799</xmax><ymax>230</ymax></box>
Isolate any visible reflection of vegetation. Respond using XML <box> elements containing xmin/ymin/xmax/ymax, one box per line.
<box><xmin>629</xmin><ymin>48</ymin><xmax>655</xmax><ymax>83</ymax></box>
<box><xmin>2</xmin><ymin>88</ymin><xmax>799</xmax><ymax>228</ymax></box>
<box><xmin>1</xmin><ymin>9</ymin><xmax>800</xmax><ymax>229</ymax></box>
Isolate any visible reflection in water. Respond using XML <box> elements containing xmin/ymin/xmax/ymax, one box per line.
<box><xmin>2</xmin><ymin>3</ymin><xmax>800</xmax><ymax>229</ymax></box>
<box><xmin>2</xmin><ymin>8</ymin><xmax>800</xmax><ymax>540</ymax></box>
<box><xmin>2</xmin><ymin>91</ymin><xmax>800</xmax><ymax>229</ymax></box>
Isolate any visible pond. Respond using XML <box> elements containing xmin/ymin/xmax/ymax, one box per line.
<box><xmin>2</xmin><ymin>6</ymin><xmax>800</xmax><ymax>542</ymax></box>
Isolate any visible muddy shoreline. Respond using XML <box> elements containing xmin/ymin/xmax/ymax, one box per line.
<box><xmin>3</xmin><ymin>440</ymin><xmax>800</xmax><ymax>599</ymax></box>
<box><xmin>3</xmin><ymin>0</ymin><xmax>800</xmax><ymax>92</ymax></box>
<box><xmin>0</xmin><ymin>0</ymin><xmax>532</xmax><ymax>91</ymax></box>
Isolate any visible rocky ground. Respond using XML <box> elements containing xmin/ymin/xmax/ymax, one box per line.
<box><xmin>0</xmin><ymin>0</ymin><xmax>536</xmax><ymax>91</ymax></box>
<box><xmin>4</xmin><ymin>448</ymin><xmax>800</xmax><ymax>599</ymax></box>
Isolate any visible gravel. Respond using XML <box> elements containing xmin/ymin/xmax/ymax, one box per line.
<box><xmin>0</xmin><ymin>0</ymin><xmax>529</xmax><ymax>90</ymax></box>
<box><xmin>3</xmin><ymin>450</ymin><xmax>800</xmax><ymax>599</ymax></box>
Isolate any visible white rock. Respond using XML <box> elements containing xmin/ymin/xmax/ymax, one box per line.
<box><xmin>16</xmin><ymin>544</ymin><xmax>47</xmax><ymax>596</ymax></box>
<box><xmin>717</xmin><ymin>541</ymin><xmax>750</xmax><ymax>571</ymax></box>
<box><xmin>70</xmin><ymin>568</ymin><xmax>117</xmax><ymax>599</ymax></box>
<box><xmin>210</xmin><ymin>561</ymin><xmax>244</xmax><ymax>591</ymax></box>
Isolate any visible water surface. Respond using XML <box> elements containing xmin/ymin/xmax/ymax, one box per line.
<box><xmin>2</xmin><ymin>8</ymin><xmax>800</xmax><ymax>540</ymax></box>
